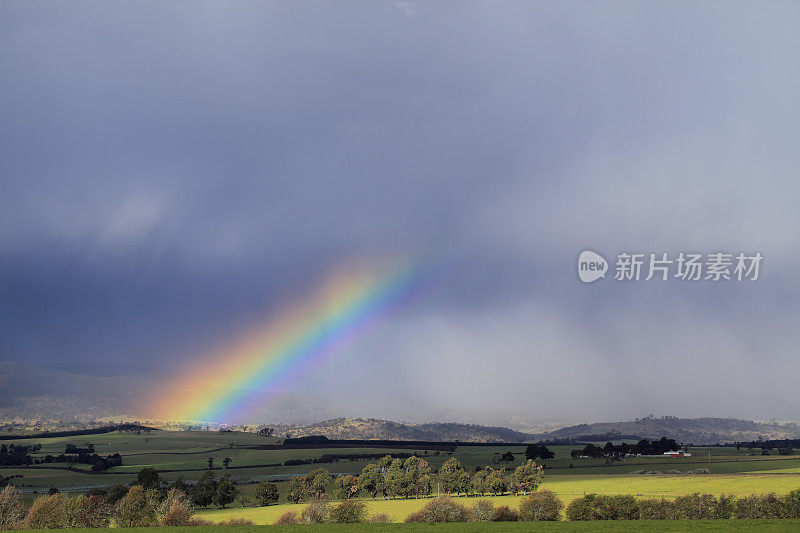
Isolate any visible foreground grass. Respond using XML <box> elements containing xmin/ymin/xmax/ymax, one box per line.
<box><xmin>198</xmin><ymin>473</ymin><xmax>800</xmax><ymax>524</ymax></box>
<box><xmin>16</xmin><ymin>521</ymin><xmax>800</xmax><ymax>532</ymax></box>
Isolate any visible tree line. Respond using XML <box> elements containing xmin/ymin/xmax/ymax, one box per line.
<box><xmin>570</xmin><ymin>437</ymin><xmax>681</xmax><ymax>459</ymax></box>
<box><xmin>282</xmin><ymin>455</ymin><xmax>544</xmax><ymax>504</ymax></box>
<box><xmin>0</xmin><ymin>443</ymin><xmax>122</xmax><ymax>472</ymax></box>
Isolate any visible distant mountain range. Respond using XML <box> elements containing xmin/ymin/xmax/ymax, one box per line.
<box><xmin>272</xmin><ymin>418</ymin><xmax>536</xmax><ymax>443</ymax></box>
<box><xmin>3</xmin><ymin>361</ymin><xmax>800</xmax><ymax>444</ymax></box>
<box><xmin>544</xmin><ymin>417</ymin><xmax>800</xmax><ymax>444</ymax></box>
<box><xmin>269</xmin><ymin>416</ymin><xmax>800</xmax><ymax>445</ymax></box>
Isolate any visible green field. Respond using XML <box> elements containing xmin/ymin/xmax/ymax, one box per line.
<box><xmin>4</xmin><ymin>429</ymin><xmax>800</xmax><ymax>524</ymax></box>
<box><xmin>197</xmin><ymin>473</ymin><xmax>800</xmax><ymax>524</ymax></box>
<box><xmin>14</xmin><ymin>521</ymin><xmax>800</xmax><ymax>532</ymax></box>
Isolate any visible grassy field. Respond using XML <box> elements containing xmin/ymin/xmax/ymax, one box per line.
<box><xmin>4</xmin><ymin>429</ymin><xmax>800</xmax><ymax>522</ymax></box>
<box><xmin>196</xmin><ymin>473</ymin><xmax>800</xmax><ymax>524</ymax></box>
<box><xmin>5</xmin><ymin>431</ymin><xmax>800</xmax><ymax>490</ymax></box>
<box><xmin>14</xmin><ymin>521</ymin><xmax>800</xmax><ymax>532</ymax></box>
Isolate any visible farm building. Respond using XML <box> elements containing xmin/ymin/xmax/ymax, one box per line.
<box><xmin>663</xmin><ymin>450</ymin><xmax>692</xmax><ymax>457</ymax></box>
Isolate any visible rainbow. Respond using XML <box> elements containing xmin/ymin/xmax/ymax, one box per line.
<box><xmin>152</xmin><ymin>258</ymin><xmax>426</xmax><ymax>424</ymax></box>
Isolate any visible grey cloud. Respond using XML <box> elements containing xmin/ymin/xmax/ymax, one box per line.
<box><xmin>1</xmin><ymin>1</ymin><xmax>798</xmax><ymax>424</ymax></box>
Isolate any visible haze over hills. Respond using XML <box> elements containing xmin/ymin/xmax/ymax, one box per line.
<box><xmin>545</xmin><ymin>416</ymin><xmax>800</xmax><ymax>444</ymax></box>
<box><xmin>264</xmin><ymin>417</ymin><xmax>800</xmax><ymax>445</ymax></box>
<box><xmin>0</xmin><ymin>361</ymin><xmax>143</xmax><ymax>421</ymax></box>
<box><xmin>272</xmin><ymin>418</ymin><xmax>536</xmax><ymax>443</ymax></box>
<box><xmin>3</xmin><ymin>361</ymin><xmax>800</xmax><ymax>444</ymax></box>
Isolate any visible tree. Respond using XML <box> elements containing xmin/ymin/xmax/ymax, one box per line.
<box><xmin>306</xmin><ymin>468</ymin><xmax>332</xmax><ymax>499</ymax></box>
<box><xmin>222</xmin><ymin>457</ymin><xmax>231</xmax><ymax>469</ymax></box>
<box><xmin>527</xmin><ymin>444</ymin><xmax>554</xmax><ymax>460</ymax></box>
<box><xmin>417</xmin><ymin>473</ymin><xmax>433</xmax><ymax>498</ymax></box>
<box><xmin>457</xmin><ymin>470</ymin><xmax>472</xmax><ymax>496</ymax></box>
<box><xmin>486</xmin><ymin>468</ymin><xmax>507</xmax><ymax>496</ymax></box>
<box><xmin>286</xmin><ymin>476</ymin><xmax>306</xmax><ymax>504</ymax></box>
<box><xmin>500</xmin><ymin>451</ymin><xmax>516</xmax><ymax>463</ymax></box>
<box><xmin>403</xmin><ymin>456</ymin><xmax>431</xmax><ymax>498</ymax></box>
<box><xmin>333</xmin><ymin>475</ymin><xmax>359</xmax><ymax>500</ymax></box>
<box><xmin>107</xmin><ymin>485</ymin><xmax>129</xmax><ymax>504</ymax></box>
<box><xmin>135</xmin><ymin>468</ymin><xmax>160</xmax><ymax>491</ymax></box>
<box><xmin>514</xmin><ymin>459</ymin><xmax>543</xmax><ymax>494</ymax></box>
<box><xmin>384</xmin><ymin>458</ymin><xmax>405</xmax><ymax>499</ymax></box>
<box><xmin>437</xmin><ymin>457</ymin><xmax>465</xmax><ymax>496</ymax></box>
<box><xmin>191</xmin><ymin>470</ymin><xmax>218</xmax><ymax>508</ymax></box>
<box><xmin>471</xmin><ymin>470</ymin><xmax>488</xmax><ymax>496</ymax></box>
<box><xmin>169</xmin><ymin>478</ymin><xmax>189</xmax><ymax>494</ymax></box>
<box><xmin>254</xmin><ymin>481</ymin><xmax>279</xmax><ymax>506</ymax></box>
<box><xmin>358</xmin><ymin>464</ymin><xmax>383</xmax><ymax>500</ymax></box>
<box><xmin>214</xmin><ymin>475</ymin><xmax>238</xmax><ymax>509</ymax></box>
<box><xmin>207</xmin><ymin>457</ymin><xmax>214</xmax><ymax>469</ymax></box>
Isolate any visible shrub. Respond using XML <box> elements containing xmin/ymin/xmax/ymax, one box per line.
<box><xmin>299</xmin><ymin>499</ymin><xmax>329</xmax><ymax>524</ymax></box>
<box><xmin>274</xmin><ymin>511</ymin><xmax>299</xmax><ymax>525</ymax></box>
<box><xmin>113</xmin><ymin>485</ymin><xmax>159</xmax><ymax>527</ymax></box>
<box><xmin>24</xmin><ymin>493</ymin><xmax>66</xmax><ymax>529</ymax></box>
<box><xmin>640</xmin><ymin>498</ymin><xmax>672</xmax><ymax>519</ymax></box>
<box><xmin>785</xmin><ymin>489</ymin><xmax>800</xmax><ymax>519</ymax></box>
<box><xmin>329</xmin><ymin>499</ymin><xmax>368</xmax><ymax>523</ymax></box>
<box><xmin>734</xmin><ymin>493</ymin><xmax>785</xmax><ymax>519</ymax></box>
<box><xmin>688</xmin><ymin>468</ymin><xmax>710</xmax><ymax>474</ymax></box>
<box><xmin>369</xmin><ymin>512</ymin><xmax>391</xmax><ymax>523</ymax></box>
<box><xmin>62</xmin><ymin>494</ymin><xmax>87</xmax><ymax>528</ymax></box>
<box><xmin>469</xmin><ymin>499</ymin><xmax>494</xmax><ymax>522</ymax></box>
<box><xmin>187</xmin><ymin>517</ymin><xmax>214</xmax><ymax>526</ymax></box>
<box><xmin>492</xmin><ymin>504</ymin><xmax>519</xmax><ymax>521</ymax></box>
<box><xmin>566</xmin><ymin>494</ymin><xmax>638</xmax><ymax>520</ymax></box>
<box><xmin>672</xmin><ymin>493</ymin><xmax>717</xmax><ymax>519</ymax></box>
<box><xmin>0</xmin><ymin>486</ymin><xmax>25</xmax><ymax>530</ymax></box>
<box><xmin>592</xmin><ymin>495</ymin><xmax>639</xmax><ymax>520</ymax></box>
<box><xmin>666</xmin><ymin>470</ymin><xmax>681</xmax><ymax>474</ymax></box>
<box><xmin>518</xmin><ymin>489</ymin><xmax>563</xmax><ymax>521</ymax></box>
<box><xmin>566</xmin><ymin>494</ymin><xmax>597</xmax><ymax>521</ymax></box>
<box><xmin>714</xmin><ymin>494</ymin><xmax>735</xmax><ymax>519</ymax></box>
<box><xmin>77</xmin><ymin>495</ymin><xmax>112</xmax><ymax>528</ymax></box>
<box><xmin>159</xmin><ymin>488</ymin><xmax>194</xmax><ymax>526</ymax></box>
<box><xmin>218</xmin><ymin>518</ymin><xmax>255</xmax><ymax>525</ymax></box>
<box><xmin>404</xmin><ymin>510</ymin><xmax>427</xmax><ymax>523</ymax></box>
<box><xmin>417</xmin><ymin>497</ymin><xmax>470</xmax><ymax>523</ymax></box>
<box><xmin>638</xmin><ymin>498</ymin><xmax>674</xmax><ymax>520</ymax></box>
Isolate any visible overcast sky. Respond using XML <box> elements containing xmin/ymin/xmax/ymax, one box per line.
<box><xmin>2</xmin><ymin>2</ymin><xmax>799</xmax><ymax>426</ymax></box>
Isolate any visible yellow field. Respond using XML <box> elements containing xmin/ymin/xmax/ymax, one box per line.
<box><xmin>198</xmin><ymin>473</ymin><xmax>800</xmax><ymax>524</ymax></box>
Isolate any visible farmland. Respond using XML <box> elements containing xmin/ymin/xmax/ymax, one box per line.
<box><xmin>3</xmin><ymin>428</ymin><xmax>800</xmax><ymax>523</ymax></box>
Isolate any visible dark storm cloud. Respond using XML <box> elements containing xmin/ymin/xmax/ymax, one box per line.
<box><xmin>1</xmin><ymin>1</ymin><xmax>799</xmax><ymax>423</ymax></box>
